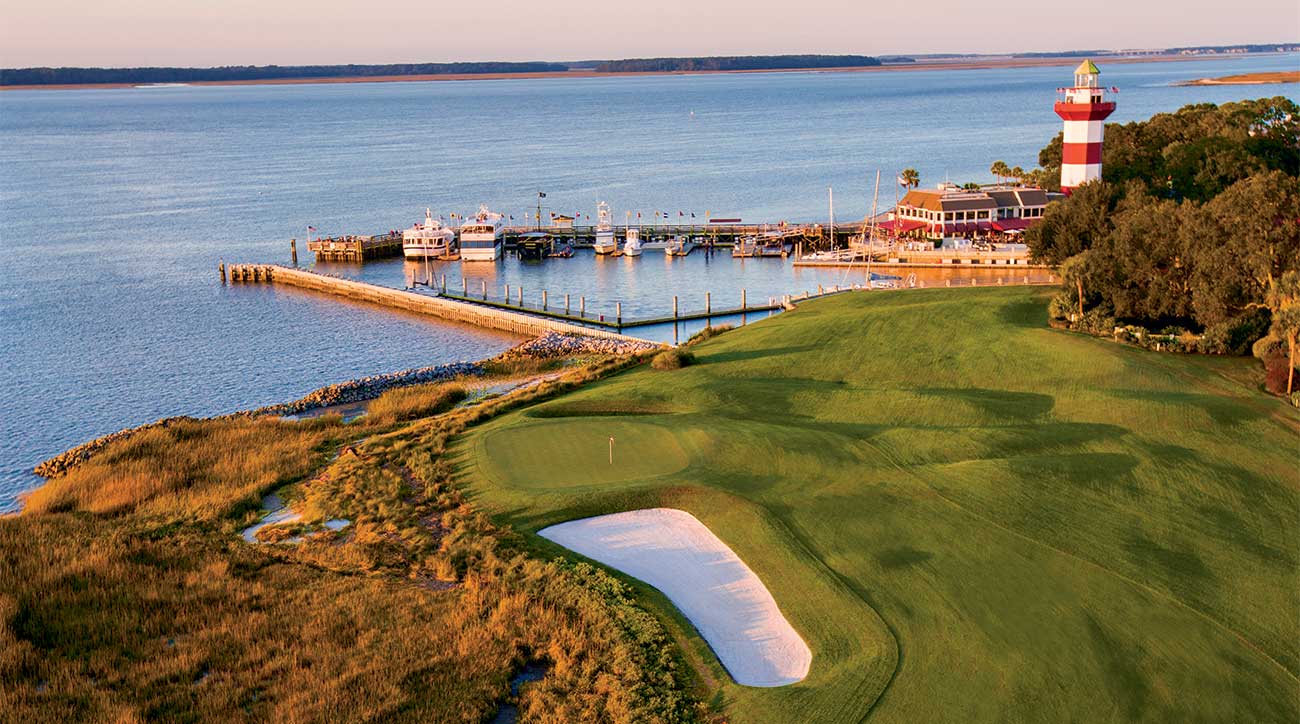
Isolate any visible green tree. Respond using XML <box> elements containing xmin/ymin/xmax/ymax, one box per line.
<box><xmin>1267</xmin><ymin>271</ymin><xmax>1300</xmax><ymax>394</ymax></box>
<box><xmin>1024</xmin><ymin>180</ymin><xmax>1118</xmax><ymax>266</ymax></box>
<box><xmin>1010</xmin><ymin>166</ymin><xmax>1025</xmax><ymax>184</ymax></box>
<box><xmin>1187</xmin><ymin>171</ymin><xmax>1300</xmax><ymax>325</ymax></box>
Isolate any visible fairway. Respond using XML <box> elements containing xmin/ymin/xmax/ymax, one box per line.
<box><xmin>457</xmin><ymin>287</ymin><xmax>1300</xmax><ymax>723</ymax></box>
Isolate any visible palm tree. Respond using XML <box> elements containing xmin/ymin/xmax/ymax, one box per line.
<box><xmin>990</xmin><ymin>160</ymin><xmax>1010</xmax><ymax>186</ymax></box>
<box><xmin>900</xmin><ymin>168</ymin><xmax>920</xmax><ymax>189</ymax></box>
<box><xmin>1010</xmin><ymin>166</ymin><xmax>1025</xmax><ymax>185</ymax></box>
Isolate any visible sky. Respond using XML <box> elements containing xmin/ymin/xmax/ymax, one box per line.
<box><xmin>2</xmin><ymin>0</ymin><xmax>1298</xmax><ymax>68</ymax></box>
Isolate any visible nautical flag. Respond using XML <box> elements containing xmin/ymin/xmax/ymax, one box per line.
<box><xmin>897</xmin><ymin>175</ymin><xmax>908</xmax><ymax>186</ymax></box>
<box><xmin>679</xmin><ymin>211</ymin><xmax>684</xmax><ymax>216</ymax></box>
<box><xmin>307</xmin><ymin>226</ymin><xmax>316</xmax><ymax>232</ymax></box>
<box><xmin>538</xmin><ymin>191</ymin><xmax>547</xmax><ymax>198</ymax></box>
<box><xmin>691</xmin><ymin>212</ymin><xmax>696</xmax><ymax>218</ymax></box>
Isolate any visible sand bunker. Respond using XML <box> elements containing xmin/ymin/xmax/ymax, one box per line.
<box><xmin>240</xmin><ymin>493</ymin><xmax>349</xmax><ymax>544</ymax></box>
<box><xmin>539</xmin><ymin>508</ymin><xmax>811</xmax><ymax>687</ymax></box>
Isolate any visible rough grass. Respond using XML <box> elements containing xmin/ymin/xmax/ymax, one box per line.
<box><xmin>458</xmin><ymin>287</ymin><xmax>1300</xmax><ymax>723</ymax></box>
<box><xmin>2</xmin><ymin>362</ymin><xmax>711</xmax><ymax>723</ymax></box>
<box><xmin>364</xmin><ymin>382</ymin><xmax>467</xmax><ymax>424</ymax></box>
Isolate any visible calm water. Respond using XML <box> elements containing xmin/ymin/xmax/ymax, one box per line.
<box><xmin>2</xmin><ymin>54</ymin><xmax>1296</xmax><ymax>509</ymax></box>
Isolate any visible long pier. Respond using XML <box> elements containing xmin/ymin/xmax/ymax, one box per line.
<box><xmin>221</xmin><ymin>264</ymin><xmax>651</xmax><ymax>341</ymax></box>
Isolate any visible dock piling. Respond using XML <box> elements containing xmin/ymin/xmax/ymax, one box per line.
<box><xmin>219</xmin><ymin>260</ymin><xmax>226</xmax><ymax>284</ymax></box>
<box><xmin>481</xmin><ymin>280</ymin><xmax>487</xmax><ymax>300</ymax></box>
<box><xmin>542</xmin><ymin>290</ymin><xmax>548</xmax><ymax>310</ymax></box>
<box><xmin>565</xmin><ymin>293</ymin><xmax>570</xmax><ymax>315</ymax></box>
<box><xmin>441</xmin><ymin>275</ymin><xmax>447</xmax><ymax>293</ymax></box>
<box><xmin>580</xmin><ymin>296</ymin><xmax>586</xmax><ymax>317</ymax></box>
<box><xmin>705</xmin><ymin>292</ymin><xmax>711</xmax><ymax>316</ymax></box>
<box><xmin>517</xmin><ymin>287</ymin><xmax>523</xmax><ymax>307</ymax></box>
<box><xmin>290</xmin><ymin>239</ymin><xmax>298</xmax><ymax>266</ymax></box>
<box><xmin>462</xmin><ymin>277</ymin><xmax>467</xmax><ymax>296</ymax></box>
<box><xmin>741</xmin><ymin>288</ymin><xmax>746</xmax><ymax>310</ymax></box>
<box><xmin>673</xmin><ymin>295</ymin><xmax>678</xmax><ymax>319</ymax></box>
<box><xmin>616</xmin><ymin>301</ymin><xmax>622</xmax><ymax>327</ymax></box>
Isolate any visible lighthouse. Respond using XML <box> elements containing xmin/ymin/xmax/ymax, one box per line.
<box><xmin>1054</xmin><ymin>60</ymin><xmax>1116</xmax><ymax>193</ymax></box>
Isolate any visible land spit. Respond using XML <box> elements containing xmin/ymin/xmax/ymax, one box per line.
<box><xmin>33</xmin><ymin>332</ymin><xmax>650</xmax><ymax>480</ymax></box>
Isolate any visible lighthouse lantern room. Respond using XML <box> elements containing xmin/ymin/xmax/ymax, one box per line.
<box><xmin>1054</xmin><ymin>59</ymin><xmax>1117</xmax><ymax>193</ymax></box>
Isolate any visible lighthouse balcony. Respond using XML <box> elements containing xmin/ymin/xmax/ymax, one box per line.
<box><xmin>1054</xmin><ymin>100</ymin><xmax>1116</xmax><ymax>121</ymax></box>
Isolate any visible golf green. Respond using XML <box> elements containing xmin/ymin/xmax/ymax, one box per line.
<box><xmin>458</xmin><ymin>287</ymin><xmax>1300</xmax><ymax>723</ymax></box>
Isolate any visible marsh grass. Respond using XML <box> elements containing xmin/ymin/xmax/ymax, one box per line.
<box><xmin>3</xmin><ymin>353</ymin><xmax>708</xmax><ymax>723</ymax></box>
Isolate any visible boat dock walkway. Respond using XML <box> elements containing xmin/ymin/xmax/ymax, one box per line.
<box><xmin>221</xmin><ymin>264</ymin><xmax>651</xmax><ymax>341</ymax></box>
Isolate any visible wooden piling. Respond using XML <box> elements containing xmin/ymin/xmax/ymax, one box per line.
<box><xmin>565</xmin><ymin>293</ymin><xmax>571</xmax><ymax>315</ymax></box>
<box><xmin>441</xmin><ymin>275</ymin><xmax>447</xmax><ymax>293</ymax></box>
<box><xmin>616</xmin><ymin>301</ymin><xmax>622</xmax><ymax>327</ymax></box>
<box><xmin>705</xmin><ymin>292</ymin><xmax>711</xmax><ymax>316</ymax></box>
<box><xmin>481</xmin><ymin>280</ymin><xmax>487</xmax><ymax>300</ymax></box>
<box><xmin>580</xmin><ymin>296</ymin><xmax>586</xmax><ymax>317</ymax></box>
<box><xmin>462</xmin><ymin>277</ymin><xmax>467</xmax><ymax>295</ymax></box>
<box><xmin>219</xmin><ymin>261</ymin><xmax>226</xmax><ymax>284</ymax></box>
<box><xmin>673</xmin><ymin>295</ymin><xmax>678</xmax><ymax>319</ymax></box>
<box><xmin>542</xmin><ymin>290</ymin><xmax>548</xmax><ymax>310</ymax></box>
<box><xmin>517</xmin><ymin>287</ymin><xmax>523</xmax><ymax>306</ymax></box>
<box><xmin>290</xmin><ymin>239</ymin><xmax>298</xmax><ymax>266</ymax></box>
<box><xmin>741</xmin><ymin>288</ymin><xmax>746</xmax><ymax>310</ymax></box>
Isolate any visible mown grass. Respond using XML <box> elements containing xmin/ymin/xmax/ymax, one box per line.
<box><xmin>457</xmin><ymin>287</ymin><xmax>1300</xmax><ymax>723</ymax></box>
<box><xmin>3</xmin><ymin>365</ymin><xmax>716</xmax><ymax>723</ymax></box>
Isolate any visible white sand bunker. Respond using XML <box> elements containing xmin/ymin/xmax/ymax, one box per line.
<box><xmin>539</xmin><ymin>508</ymin><xmax>811</xmax><ymax>687</ymax></box>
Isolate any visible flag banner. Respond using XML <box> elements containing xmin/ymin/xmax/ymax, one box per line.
<box><xmin>538</xmin><ymin>192</ymin><xmax>547</xmax><ymax>198</ymax></box>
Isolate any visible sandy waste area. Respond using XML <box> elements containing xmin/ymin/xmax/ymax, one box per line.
<box><xmin>539</xmin><ymin>508</ymin><xmax>811</xmax><ymax>687</ymax></box>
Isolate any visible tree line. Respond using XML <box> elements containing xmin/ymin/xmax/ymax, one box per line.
<box><xmin>594</xmin><ymin>55</ymin><xmax>881</xmax><ymax>73</ymax></box>
<box><xmin>1023</xmin><ymin>97</ymin><xmax>1300</xmax><ymax>396</ymax></box>
<box><xmin>0</xmin><ymin>62</ymin><xmax>569</xmax><ymax>86</ymax></box>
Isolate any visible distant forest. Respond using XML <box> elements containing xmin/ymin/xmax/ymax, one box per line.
<box><xmin>0</xmin><ymin>62</ymin><xmax>569</xmax><ymax>86</ymax></box>
<box><xmin>594</xmin><ymin>55</ymin><xmax>881</xmax><ymax>73</ymax></box>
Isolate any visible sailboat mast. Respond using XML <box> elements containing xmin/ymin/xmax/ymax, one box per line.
<box><xmin>868</xmin><ymin>170</ymin><xmax>880</xmax><ymax>286</ymax></box>
<box><xmin>828</xmin><ymin>187</ymin><xmax>834</xmax><ymax>249</ymax></box>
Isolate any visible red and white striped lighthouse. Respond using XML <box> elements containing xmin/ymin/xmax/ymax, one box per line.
<box><xmin>1054</xmin><ymin>59</ymin><xmax>1116</xmax><ymax>193</ymax></box>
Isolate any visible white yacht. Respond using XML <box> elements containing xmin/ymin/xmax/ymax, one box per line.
<box><xmin>593</xmin><ymin>201</ymin><xmax>617</xmax><ymax>255</ymax></box>
<box><xmin>623</xmin><ymin>227</ymin><xmax>643</xmax><ymax>257</ymax></box>
<box><xmin>402</xmin><ymin>209</ymin><xmax>456</xmax><ymax>259</ymax></box>
<box><xmin>459</xmin><ymin>204</ymin><xmax>505</xmax><ymax>261</ymax></box>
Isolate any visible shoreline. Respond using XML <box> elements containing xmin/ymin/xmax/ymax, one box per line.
<box><xmin>1175</xmin><ymin>70</ymin><xmax>1300</xmax><ymax>86</ymax></box>
<box><xmin>0</xmin><ymin>53</ymin><xmax>1248</xmax><ymax>91</ymax></box>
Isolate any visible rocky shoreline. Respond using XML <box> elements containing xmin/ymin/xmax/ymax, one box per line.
<box><xmin>33</xmin><ymin>332</ymin><xmax>662</xmax><ymax>480</ymax></box>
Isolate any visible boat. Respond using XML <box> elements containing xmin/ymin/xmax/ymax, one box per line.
<box><xmin>622</xmin><ymin>227</ymin><xmax>643</xmax><ymax>257</ymax></box>
<box><xmin>665</xmin><ymin>236</ymin><xmax>696</xmax><ymax>257</ymax></box>
<box><xmin>593</xmin><ymin>202</ymin><xmax>617</xmax><ymax>255</ymax></box>
<box><xmin>548</xmin><ymin>241</ymin><xmax>574</xmax><ymax>258</ymax></box>
<box><xmin>731</xmin><ymin>236</ymin><xmax>760</xmax><ymax>258</ymax></box>
<box><xmin>516</xmin><ymin>231</ymin><xmax>553</xmax><ymax>260</ymax></box>
<box><xmin>459</xmin><ymin>204</ymin><xmax>505</xmax><ymax>262</ymax></box>
<box><xmin>402</xmin><ymin>208</ymin><xmax>457</xmax><ymax>259</ymax></box>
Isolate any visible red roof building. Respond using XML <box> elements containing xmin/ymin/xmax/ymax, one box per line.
<box><xmin>891</xmin><ymin>184</ymin><xmax>1048</xmax><ymax>239</ymax></box>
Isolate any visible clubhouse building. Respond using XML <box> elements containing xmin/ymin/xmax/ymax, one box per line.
<box><xmin>880</xmin><ymin>184</ymin><xmax>1050</xmax><ymax>240</ymax></box>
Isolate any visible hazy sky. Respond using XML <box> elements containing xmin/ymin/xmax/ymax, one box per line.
<box><xmin>2</xmin><ymin>0</ymin><xmax>1298</xmax><ymax>67</ymax></box>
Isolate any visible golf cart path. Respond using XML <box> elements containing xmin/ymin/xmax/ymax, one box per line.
<box><xmin>539</xmin><ymin>507</ymin><xmax>812</xmax><ymax>687</ymax></box>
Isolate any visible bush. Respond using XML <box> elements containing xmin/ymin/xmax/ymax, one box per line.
<box><xmin>651</xmin><ymin>349</ymin><xmax>696</xmax><ymax>370</ymax></box>
<box><xmin>1201</xmin><ymin>308</ymin><xmax>1272</xmax><ymax>355</ymax></box>
<box><xmin>686</xmin><ymin>324</ymin><xmax>733</xmax><ymax>345</ymax></box>
<box><xmin>1252</xmin><ymin>333</ymin><xmax>1288</xmax><ymax>361</ymax></box>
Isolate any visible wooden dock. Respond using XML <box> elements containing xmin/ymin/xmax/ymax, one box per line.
<box><xmin>306</xmin><ymin>232</ymin><xmax>403</xmax><ymax>261</ymax></box>
<box><xmin>222</xmin><ymin>264</ymin><xmax>653</xmax><ymax>341</ymax></box>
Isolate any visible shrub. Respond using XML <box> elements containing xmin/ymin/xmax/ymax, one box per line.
<box><xmin>1252</xmin><ymin>333</ymin><xmax>1288</xmax><ymax>361</ymax></box>
<box><xmin>1201</xmin><ymin>308</ymin><xmax>1272</xmax><ymax>356</ymax></box>
<box><xmin>686</xmin><ymin>324</ymin><xmax>733</xmax><ymax>345</ymax></box>
<box><xmin>651</xmin><ymin>349</ymin><xmax>696</xmax><ymax>370</ymax></box>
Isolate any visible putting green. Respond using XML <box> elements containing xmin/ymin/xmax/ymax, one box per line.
<box><xmin>475</xmin><ymin>417</ymin><xmax>691</xmax><ymax>489</ymax></box>
<box><xmin>458</xmin><ymin>287</ymin><xmax>1300</xmax><ymax>724</ymax></box>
